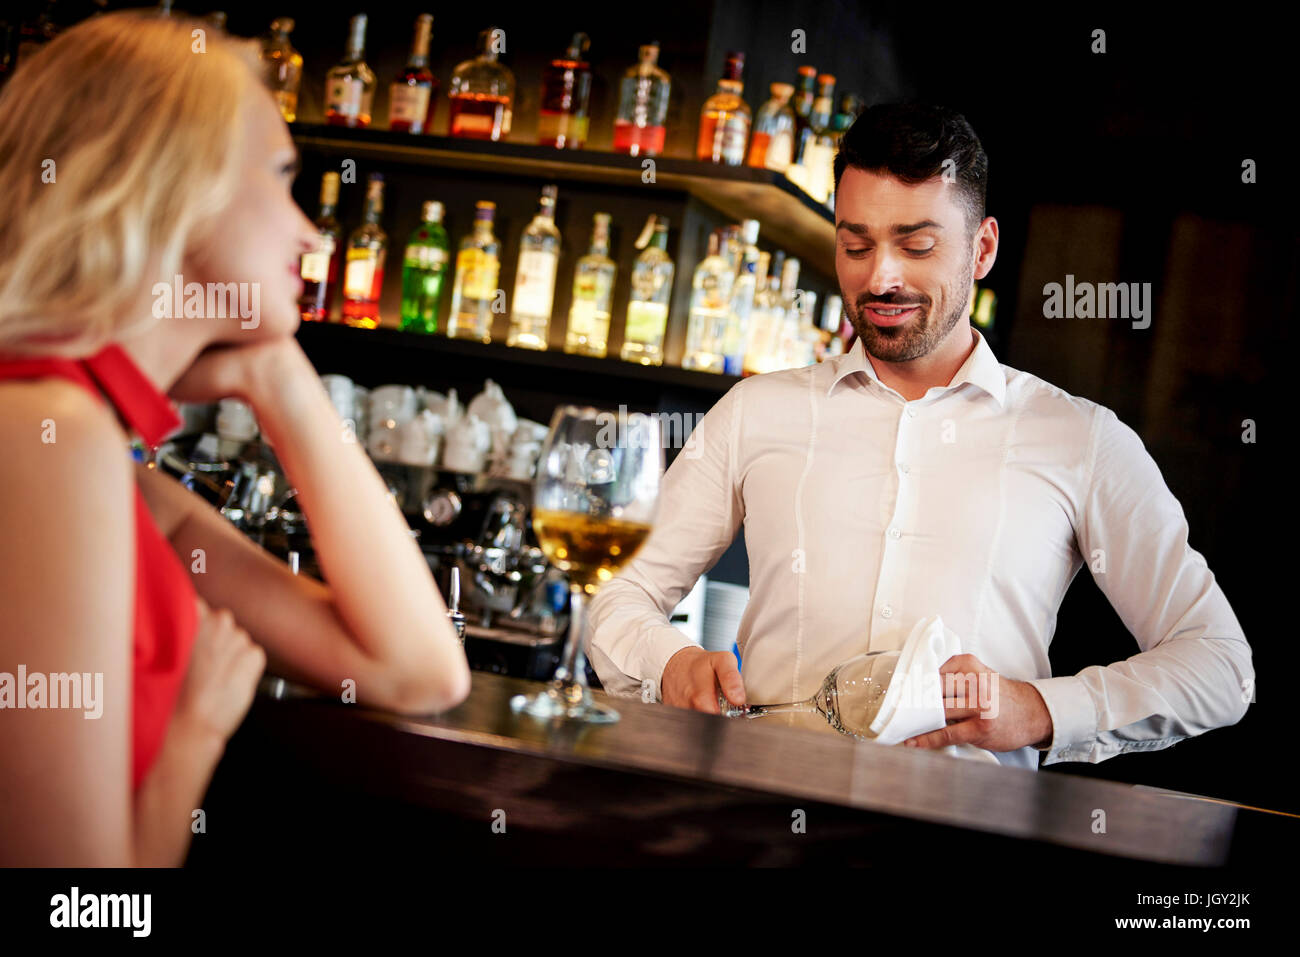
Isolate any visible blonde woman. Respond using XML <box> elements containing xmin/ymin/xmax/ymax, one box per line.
<box><xmin>0</xmin><ymin>12</ymin><xmax>471</xmax><ymax>866</ymax></box>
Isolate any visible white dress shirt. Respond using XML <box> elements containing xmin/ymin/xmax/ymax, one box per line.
<box><xmin>586</xmin><ymin>327</ymin><xmax>1254</xmax><ymax>771</ymax></box>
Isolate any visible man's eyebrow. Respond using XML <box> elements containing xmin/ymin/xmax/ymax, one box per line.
<box><xmin>835</xmin><ymin>220</ymin><xmax>945</xmax><ymax>237</ymax></box>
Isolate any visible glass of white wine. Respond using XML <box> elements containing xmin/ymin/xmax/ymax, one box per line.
<box><xmin>510</xmin><ymin>405</ymin><xmax>661</xmax><ymax>723</ymax></box>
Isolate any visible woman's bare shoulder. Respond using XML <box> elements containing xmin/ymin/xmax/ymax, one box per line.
<box><xmin>0</xmin><ymin>377</ymin><xmax>129</xmax><ymax>468</ymax></box>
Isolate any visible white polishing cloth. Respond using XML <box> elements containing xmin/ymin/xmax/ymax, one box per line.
<box><xmin>867</xmin><ymin>614</ymin><xmax>1000</xmax><ymax>765</ymax></box>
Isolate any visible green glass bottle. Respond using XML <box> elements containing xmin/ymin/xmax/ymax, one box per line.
<box><xmin>399</xmin><ymin>200</ymin><xmax>449</xmax><ymax>333</ymax></box>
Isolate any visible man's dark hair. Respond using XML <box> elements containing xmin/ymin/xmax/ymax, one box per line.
<box><xmin>833</xmin><ymin>103</ymin><xmax>988</xmax><ymax>238</ymax></box>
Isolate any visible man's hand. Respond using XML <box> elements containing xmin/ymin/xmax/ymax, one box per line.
<box><xmin>902</xmin><ymin>653</ymin><xmax>1053</xmax><ymax>752</ymax></box>
<box><xmin>660</xmin><ymin>646</ymin><xmax>745</xmax><ymax>714</ymax></box>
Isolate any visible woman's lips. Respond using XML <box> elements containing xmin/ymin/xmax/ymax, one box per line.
<box><xmin>865</xmin><ymin>305</ymin><xmax>921</xmax><ymax>327</ymax></box>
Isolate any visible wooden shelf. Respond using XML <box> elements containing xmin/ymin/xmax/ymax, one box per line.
<box><xmin>289</xmin><ymin>123</ymin><xmax>836</xmax><ymax>276</ymax></box>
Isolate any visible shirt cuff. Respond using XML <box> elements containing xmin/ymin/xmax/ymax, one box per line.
<box><xmin>634</xmin><ymin>625</ymin><xmax>700</xmax><ymax>702</ymax></box>
<box><xmin>1022</xmin><ymin>675</ymin><xmax>1097</xmax><ymax>759</ymax></box>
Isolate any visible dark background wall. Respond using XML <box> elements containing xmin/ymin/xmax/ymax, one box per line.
<box><xmin>6</xmin><ymin>0</ymin><xmax>1292</xmax><ymax>814</ymax></box>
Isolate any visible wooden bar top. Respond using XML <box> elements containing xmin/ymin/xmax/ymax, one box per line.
<box><xmin>247</xmin><ymin>670</ymin><xmax>1237</xmax><ymax>867</ymax></box>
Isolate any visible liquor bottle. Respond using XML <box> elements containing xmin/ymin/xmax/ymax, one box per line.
<box><xmin>790</xmin><ymin>74</ymin><xmax>835</xmax><ymax>199</ymax></box>
<box><xmin>389</xmin><ymin>14</ymin><xmax>436</xmax><ymax>134</ymax></box>
<box><xmin>612</xmin><ymin>42</ymin><xmax>670</xmax><ymax>157</ymax></box>
<box><xmin>620</xmin><ymin>216</ymin><xmax>675</xmax><ymax>365</ymax></box>
<box><xmin>564</xmin><ymin>213</ymin><xmax>616</xmax><ymax>357</ymax></box>
<box><xmin>538</xmin><ymin>33</ymin><xmax>592</xmax><ymax>149</ymax></box>
<box><xmin>325</xmin><ymin>14</ymin><xmax>376</xmax><ymax>128</ymax></box>
<box><xmin>768</xmin><ymin>257</ymin><xmax>802</xmax><ymax>371</ymax></box>
<box><xmin>448</xmin><ymin>27</ymin><xmax>514</xmax><ymax>141</ymax></box>
<box><xmin>447</xmin><ymin>201</ymin><xmax>501</xmax><ymax>342</ymax></box>
<box><xmin>697</xmin><ymin>52</ymin><xmax>750</xmax><ymax>165</ymax></box>
<box><xmin>299</xmin><ymin>172</ymin><xmax>343</xmax><ymax>323</ymax></box>
<box><xmin>507</xmin><ymin>185</ymin><xmax>561</xmax><ymax>350</ymax></box>
<box><xmin>341</xmin><ymin>174</ymin><xmax>387</xmax><ymax>328</ymax></box>
<box><xmin>722</xmin><ymin>219</ymin><xmax>761</xmax><ymax>375</ymax></box>
<box><xmin>747</xmin><ymin>84</ymin><xmax>796</xmax><ymax>171</ymax></box>
<box><xmin>824</xmin><ymin>92</ymin><xmax>863</xmax><ymax>210</ymax></box>
<box><xmin>738</xmin><ymin>251</ymin><xmax>771</xmax><ymax>370</ymax></box>
<box><xmin>744</xmin><ymin>250</ymin><xmax>785</xmax><ymax>375</ymax></box>
<box><xmin>791</xmin><ymin>65</ymin><xmax>817</xmax><ymax>145</ymax></box>
<box><xmin>399</xmin><ymin>201</ymin><xmax>450</xmax><ymax>334</ymax></box>
<box><xmin>681</xmin><ymin>232</ymin><xmax>734</xmax><ymax>373</ymax></box>
<box><xmin>260</xmin><ymin>17</ymin><xmax>302</xmax><ymax>123</ymax></box>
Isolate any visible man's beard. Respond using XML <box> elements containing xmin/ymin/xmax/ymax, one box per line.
<box><xmin>845</xmin><ymin>256</ymin><xmax>974</xmax><ymax>363</ymax></box>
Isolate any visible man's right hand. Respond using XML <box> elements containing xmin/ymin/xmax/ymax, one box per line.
<box><xmin>660</xmin><ymin>646</ymin><xmax>745</xmax><ymax>714</ymax></box>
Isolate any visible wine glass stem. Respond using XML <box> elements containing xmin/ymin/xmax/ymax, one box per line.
<box><xmin>746</xmin><ymin>698</ymin><xmax>820</xmax><ymax>718</ymax></box>
<box><xmin>552</xmin><ymin>582</ymin><xmax>588</xmax><ymax>692</ymax></box>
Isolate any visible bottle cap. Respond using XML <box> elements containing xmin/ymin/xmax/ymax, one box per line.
<box><xmin>770</xmin><ymin>82</ymin><xmax>794</xmax><ymax>99</ymax></box>
<box><xmin>422</xmin><ymin>200</ymin><xmax>444</xmax><ymax>222</ymax></box>
<box><xmin>741</xmin><ymin>219</ymin><xmax>760</xmax><ymax>245</ymax></box>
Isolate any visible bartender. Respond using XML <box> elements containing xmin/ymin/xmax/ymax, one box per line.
<box><xmin>586</xmin><ymin>103</ymin><xmax>1253</xmax><ymax>771</ymax></box>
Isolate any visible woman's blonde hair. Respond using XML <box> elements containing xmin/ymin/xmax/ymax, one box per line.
<box><xmin>0</xmin><ymin>10</ymin><xmax>264</xmax><ymax>357</ymax></box>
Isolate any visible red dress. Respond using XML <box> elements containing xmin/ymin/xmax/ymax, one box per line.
<box><xmin>0</xmin><ymin>343</ymin><xmax>198</xmax><ymax>790</ymax></box>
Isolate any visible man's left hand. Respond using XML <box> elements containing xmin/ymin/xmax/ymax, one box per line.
<box><xmin>901</xmin><ymin>653</ymin><xmax>1053</xmax><ymax>752</ymax></box>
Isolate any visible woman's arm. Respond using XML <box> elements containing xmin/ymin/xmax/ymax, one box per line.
<box><xmin>159</xmin><ymin>338</ymin><xmax>470</xmax><ymax>714</ymax></box>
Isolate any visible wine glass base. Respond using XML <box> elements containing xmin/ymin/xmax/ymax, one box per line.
<box><xmin>510</xmin><ymin>685</ymin><xmax>620</xmax><ymax>724</ymax></box>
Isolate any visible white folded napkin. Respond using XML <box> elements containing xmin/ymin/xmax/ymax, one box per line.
<box><xmin>867</xmin><ymin>614</ymin><xmax>1000</xmax><ymax>765</ymax></box>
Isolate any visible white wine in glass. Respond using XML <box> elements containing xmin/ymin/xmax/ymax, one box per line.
<box><xmin>511</xmin><ymin>405</ymin><xmax>661</xmax><ymax>723</ymax></box>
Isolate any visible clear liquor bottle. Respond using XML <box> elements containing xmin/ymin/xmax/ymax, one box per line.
<box><xmin>564</xmin><ymin>213</ymin><xmax>616</xmax><ymax>357</ymax></box>
<box><xmin>399</xmin><ymin>201</ymin><xmax>449</xmax><ymax>334</ymax></box>
<box><xmin>325</xmin><ymin>14</ymin><xmax>376</xmax><ymax>128</ymax></box>
<box><xmin>681</xmin><ymin>232</ymin><xmax>734</xmax><ymax>373</ymax></box>
<box><xmin>508</xmin><ymin>185</ymin><xmax>561</xmax><ymax>350</ymax></box>
<box><xmin>722</xmin><ymin>219</ymin><xmax>760</xmax><ymax>375</ymax></box>
<box><xmin>620</xmin><ymin>216</ymin><xmax>675</xmax><ymax>366</ymax></box>
<box><xmin>447</xmin><ymin>201</ymin><xmax>501</xmax><ymax>342</ymax></box>
<box><xmin>744</xmin><ymin>250</ymin><xmax>782</xmax><ymax>374</ymax></box>
<box><xmin>341</xmin><ymin>173</ymin><xmax>387</xmax><ymax>328</ymax></box>
<box><xmin>612</xmin><ymin>42</ymin><xmax>671</xmax><ymax>157</ymax></box>
<box><xmin>747</xmin><ymin>83</ymin><xmax>796</xmax><ymax>171</ymax></box>
<box><xmin>765</xmin><ymin>256</ymin><xmax>802</xmax><ymax>371</ymax></box>
<box><xmin>260</xmin><ymin>17</ymin><xmax>302</xmax><ymax>123</ymax></box>
<box><xmin>538</xmin><ymin>33</ymin><xmax>592</xmax><ymax>149</ymax></box>
<box><xmin>389</xmin><ymin>14</ymin><xmax>437</xmax><ymax>134</ymax></box>
<box><xmin>697</xmin><ymin>51</ymin><xmax>750</xmax><ymax>165</ymax></box>
<box><xmin>448</xmin><ymin>27</ymin><xmax>514</xmax><ymax>141</ymax></box>
<box><xmin>299</xmin><ymin>171</ymin><xmax>343</xmax><ymax>323</ymax></box>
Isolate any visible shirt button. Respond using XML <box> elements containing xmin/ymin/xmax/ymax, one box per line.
<box><xmin>888</xmin><ymin>527</ymin><xmax>901</xmax><ymax>540</ymax></box>
<box><xmin>906</xmin><ymin>407</ymin><xmax>917</xmax><ymax>418</ymax></box>
<box><xmin>899</xmin><ymin>463</ymin><xmax>910</xmax><ymax>473</ymax></box>
<box><xmin>881</xmin><ymin>604</ymin><xmax>893</xmax><ymax>619</ymax></box>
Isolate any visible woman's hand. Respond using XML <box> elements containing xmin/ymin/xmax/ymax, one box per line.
<box><xmin>173</xmin><ymin>596</ymin><xmax>267</xmax><ymax>745</ymax></box>
<box><xmin>168</xmin><ymin>337</ymin><xmax>310</xmax><ymax>407</ymax></box>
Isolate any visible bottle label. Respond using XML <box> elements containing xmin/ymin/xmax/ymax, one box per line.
<box><xmin>390</xmin><ymin>85</ymin><xmax>431</xmax><ymax>125</ymax></box>
<box><xmin>625</xmin><ymin>301</ymin><xmax>667</xmax><ymax>344</ymax></box>
<box><xmin>721</xmin><ymin>116</ymin><xmax>748</xmax><ymax>165</ymax></box>
<box><xmin>301</xmin><ymin>250</ymin><xmax>330</xmax><ymax>283</ymax></box>
<box><xmin>327</xmin><ymin>78</ymin><xmax>363</xmax><ymax>118</ymax></box>
<box><xmin>513</xmin><ymin>250</ymin><xmax>557</xmax><ymax>317</ymax></box>
<box><xmin>407</xmin><ymin>245</ymin><xmax>447</xmax><ymax>270</ymax></box>
<box><xmin>457</xmin><ymin>249</ymin><xmax>500</xmax><ymax>300</ymax></box>
<box><xmin>568</xmin><ymin>299</ymin><xmax>596</xmax><ymax>336</ymax></box>
<box><xmin>344</xmin><ymin>256</ymin><xmax>375</xmax><ymax>299</ymax></box>
<box><xmin>766</xmin><ymin>130</ymin><xmax>793</xmax><ymax>169</ymax></box>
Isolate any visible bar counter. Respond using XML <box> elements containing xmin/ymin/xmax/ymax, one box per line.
<box><xmin>179</xmin><ymin>669</ymin><xmax>1293</xmax><ymax>874</ymax></box>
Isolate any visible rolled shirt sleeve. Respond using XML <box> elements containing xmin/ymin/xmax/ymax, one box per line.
<box><xmin>1026</xmin><ymin>406</ymin><xmax>1254</xmax><ymax>764</ymax></box>
<box><xmin>586</xmin><ymin>382</ymin><xmax>747</xmax><ymax>699</ymax></box>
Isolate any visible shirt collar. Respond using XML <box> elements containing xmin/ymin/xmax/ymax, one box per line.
<box><xmin>826</xmin><ymin>326</ymin><xmax>1006</xmax><ymax>408</ymax></box>
<box><xmin>82</xmin><ymin>343</ymin><xmax>181</xmax><ymax>449</ymax></box>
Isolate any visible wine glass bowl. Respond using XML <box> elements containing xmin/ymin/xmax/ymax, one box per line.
<box><xmin>510</xmin><ymin>406</ymin><xmax>662</xmax><ymax>723</ymax></box>
<box><xmin>719</xmin><ymin>650</ymin><xmax>902</xmax><ymax>740</ymax></box>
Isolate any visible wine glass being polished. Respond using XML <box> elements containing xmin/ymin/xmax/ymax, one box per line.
<box><xmin>510</xmin><ymin>405</ymin><xmax>662</xmax><ymax>724</ymax></box>
<box><xmin>718</xmin><ymin>650</ymin><xmax>902</xmax><ymax>739</ymax></box>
